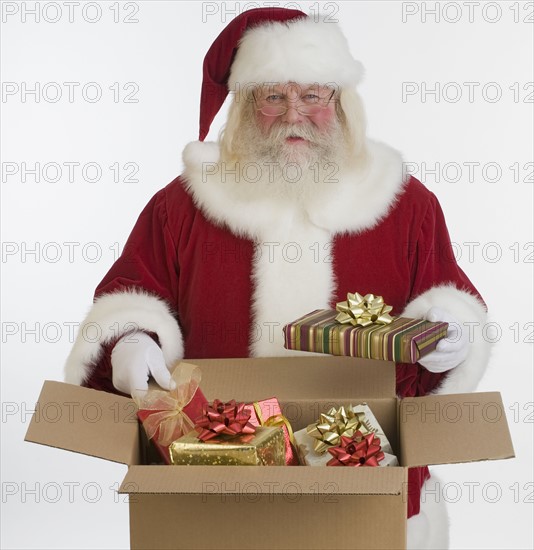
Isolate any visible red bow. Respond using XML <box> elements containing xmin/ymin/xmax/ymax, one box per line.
<box><xmin>327</xmin><ymin>431</ymin><xmax>385</xmax><ymax>467</ymax></box>
<box><xmin>195</xmin><ymin>399</ymin><xmax>256</xmax><ymax>441</ymax></box>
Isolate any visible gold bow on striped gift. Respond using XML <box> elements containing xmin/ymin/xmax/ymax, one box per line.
<box><xmin>335</xmin><ymin>292</ymin><xmax>394</xmax><ymax>327</ymax></box>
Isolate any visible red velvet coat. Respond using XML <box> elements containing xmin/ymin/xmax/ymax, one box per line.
<box><xmin>65</xmin><ymin>140</ymin><xmax>489</xmax><ymax>519</ymax></box>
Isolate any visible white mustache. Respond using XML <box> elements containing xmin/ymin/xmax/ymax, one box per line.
<box><xmin>267</xmin><ymin>123</ymin><xmax>324</xmax><ymax>144</ymax></box>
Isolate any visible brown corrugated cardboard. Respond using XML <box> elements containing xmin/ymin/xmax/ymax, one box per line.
<box><xmin>121</xmin><ymin>464</ymin><xmax>405</xmax><ymax>494</ymax></box>
<box><xmin>25</xmin><ymin>380</ymin><xmax>140</xmax><ymax>465</ymax></box>
<box><xmin>126</xmin><ymin>468</ymin><xmax>408</xmax><ymax>550</ymax></box>
<box><xmin>195</xmin><ymin>356</ymin><xmax>396</xmax><ymax>399</ymax></box>
<box><xmin>128</xmin><ymin>492</ymin><xmax>407</xmax><ymax>550</ymax></box>
<box><xmin>399</xmin><ymin>392</ymin><xmax>514</xmax><ymax>467</ymax></box>
<box><xmin>25</xmin><ymin>357</ymin><xmax>515</xmax><ymax>550</ymax></box>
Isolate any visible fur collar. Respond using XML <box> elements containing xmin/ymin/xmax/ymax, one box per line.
<box><xmin>181</xmin><ymin>139</ymin><xmax>406</xmax><ymax>239</ymax></box>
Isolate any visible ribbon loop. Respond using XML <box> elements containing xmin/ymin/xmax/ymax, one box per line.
<box><xmin>327</xmin><ymin>431</ymin><xmax>385</xmax><ymax>467</ymax></box>
<box><xmin>133</xmin><ymin>362</ymin><xmax>201</xmax><ymax>447</ymax></box>
<box><xmin>306</xmin><ymin>405</ymin><xmax>374</xmax><ymax>454</ymax></box>
<box><xmin>252</xmin><ymin>402</ymin><xmax>296</xmax><ymax>446</ymax></box>
<box><xmin>335</xmin><ymin>292</ymin><xmax>394</xmax><ymax>327</ymax></box>
<box><xmin>195</xmin><ymin>399</ymin><xmax>256</xmax><ymax>441</ymax></box>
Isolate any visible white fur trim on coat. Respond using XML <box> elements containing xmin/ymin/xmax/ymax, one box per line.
<box><xmin>407</xmin><ymin>472</ymin><xmax>450</xmax><ymax>549</ymax></box>
<box><xmin>182</xmin><ymin>138</ymin><xmax>406</xmax><ymax>356</ymax></box>
<box><xmin>248</xmin><ymin>217</ymin><xmax>335</xmax><ymax>357</ymax></box>
<box><xmin>402</xmin><ymin>284</ymin><xmax>490</xmax><ymax>395</ymax></box>
<box><xmin>64</xmin><ymin>289</ymin><xmax>184</xmax><ymax>385</ymax></box>
<box><xmin>182</xmin><ymin>139</ymin><xmax>405</xmax><ymax>238</ymax></box>
<box><xmin>229</xmin><ymin>15</ymin><xmax>364</xmax><ymax>91</ymax></box>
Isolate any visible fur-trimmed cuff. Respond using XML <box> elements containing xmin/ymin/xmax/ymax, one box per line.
<box><xmin>64</xmin><ymin>289</ymin><xmax>184</xmax><ymax>385</ymax></box>
<box><xmin>402</xmin><ymin>284</ymin><xmax>490</xmax><ymax>395</ymax></box>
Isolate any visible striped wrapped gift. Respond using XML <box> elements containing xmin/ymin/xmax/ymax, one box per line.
<box><xmin>283</xmin><ymin>309</ymin><xmax>449</xmax><ymax>363</ymax></box>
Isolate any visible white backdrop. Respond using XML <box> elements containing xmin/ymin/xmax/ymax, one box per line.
<box><xmin>1</xmin><ymin>1</ymin><xmax>533</xmax><ymax>549</ymax></box>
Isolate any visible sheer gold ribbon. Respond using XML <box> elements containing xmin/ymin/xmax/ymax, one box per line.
<box><xmin>133</xmin><ymin>362</ymin><xmax>201</xmax><ymax>447</ymax></box>
<box><xmin>335</xmin><ymin>292</ymin><xmax>394</xmax><ymax>327</ymax></box>
<box><xmin>306</xmin><ymin>405</ymin><xmax>373</xmax><ymax>454</ymax></box>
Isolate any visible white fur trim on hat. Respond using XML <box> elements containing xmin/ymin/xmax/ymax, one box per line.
<box><xmin>402</xmin><ymin>284</ymin><xmax>490</xmax><ymax>395</ymax></box>
<box><xmin>228</xmin><ymin>16</ymin><xmax>364</xmax><ymax>90</ymax></box>
<box><xmin>64</xmin><ymin>289</ymin><xmax>184</xmax><ymax>385</ymax></box>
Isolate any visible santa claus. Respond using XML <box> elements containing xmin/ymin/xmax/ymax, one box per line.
<box><xmin>64</xmin><ymin>8</ymin><xmax>490</xmax><ymax>549</ymax></box>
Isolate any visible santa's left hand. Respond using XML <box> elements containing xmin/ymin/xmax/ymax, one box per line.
<box><xmin>418</xmin><ymin>307</ymin><xmax>469</xmax><ymax>373</ymax></box>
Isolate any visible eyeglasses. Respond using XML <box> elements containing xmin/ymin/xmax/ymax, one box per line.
<box><xmin>252</xmin><ymin>89</ymin><xmax>336</xmax><ymax>117</ymax></box>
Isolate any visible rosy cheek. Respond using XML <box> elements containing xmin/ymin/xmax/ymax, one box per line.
<box><xmin>256</xmin><ymin>112</ymin><xmax>276</xmax><ymax>133</ymax></box>
<box><xmin>311</xmin><ymin>107</ymin><xmax>336</xmax><ymax>129</ymax></box>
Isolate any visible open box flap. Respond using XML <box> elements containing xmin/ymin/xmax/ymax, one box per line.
<box><xmin>183</xmin><ymin>356</ymin><xmax>395</xmax><ymax>401</ymax></box>
<box><xmin>119</xmin><ymin>464</ymin><xmax>406</xmax><ymax>495</ymax></box>
<box><xmin>25</xmin><ymin>381</ymin><xmax>140</xmax><ymax>465</ymax></box>
<box><xmin>399</xmin><ymin>392</ymin><xmax>515</xmax><ymax>467</ymax></box>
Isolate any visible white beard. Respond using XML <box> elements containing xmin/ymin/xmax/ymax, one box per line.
<box><xmin>226</xmin><ymin>112</ymin><xmax>351</xmax><ymax>204</ymax></box>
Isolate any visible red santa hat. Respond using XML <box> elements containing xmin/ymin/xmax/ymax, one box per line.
<box><xmin>199</xmin><ymin>8</ymin><xmax>364</xmax><ymax>141</ymax></box>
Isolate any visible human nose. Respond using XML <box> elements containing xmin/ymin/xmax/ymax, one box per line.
<box><xmin>280</xmin><ymin>102</ymin><xmax>305</xmax><ymax>123</ymax></box>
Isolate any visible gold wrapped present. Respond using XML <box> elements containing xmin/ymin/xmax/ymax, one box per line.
<box><xmin>169</xmin><ymin>426</ymin><xmax>285</xmax><ymax>466</ymax></box>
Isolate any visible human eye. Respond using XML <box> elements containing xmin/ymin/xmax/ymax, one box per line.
<box><xmin>264</xmin><ymin>94</ymin><xmax>284</xmax><ymax>103</ymax></box>
<box><xmin>302</xmin><ymin>93</ymin><xmax>320</xmax><ymax>103</ymax></box>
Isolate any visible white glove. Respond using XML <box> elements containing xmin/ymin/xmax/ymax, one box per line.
<box><xmin>418</xmin><ymin>307</ymin><xmax>469</xmax><ymax>373</ymax></box>
<box><xmin>111</xmin><ymin>331</ymin><xmax>175</xmax><ymax>396</ymax></box>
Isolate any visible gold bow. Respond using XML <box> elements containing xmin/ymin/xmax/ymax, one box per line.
<box><xmin>306</xmin><ymin>405</ymin><xmax>374</xmax><ymax>454</ymax></box>
<box><xmin>133</xmin><ymin>362</ymin><xmax>201</xmax><ymax>447</ymax></box>
<box><xmin>335</xmin><ymin>292</ymin><xmax>394</xmax><ymax>327</ymax></box>
<box><xmin>252</xmin><ymin>402</ymin><xmax>296</xmax><ymax>446</ymax></box>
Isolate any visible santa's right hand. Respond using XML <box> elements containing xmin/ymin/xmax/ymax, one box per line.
<box><xmin>111</xmin><ymin>331</ymin><xmax>175</xmax><ymax>397</ymax></box>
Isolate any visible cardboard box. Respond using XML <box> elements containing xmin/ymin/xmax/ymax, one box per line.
<box><xmin>25</xmin><ymin>357</ymin><xmax>514</xmax><ymax>550</ymax></box>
